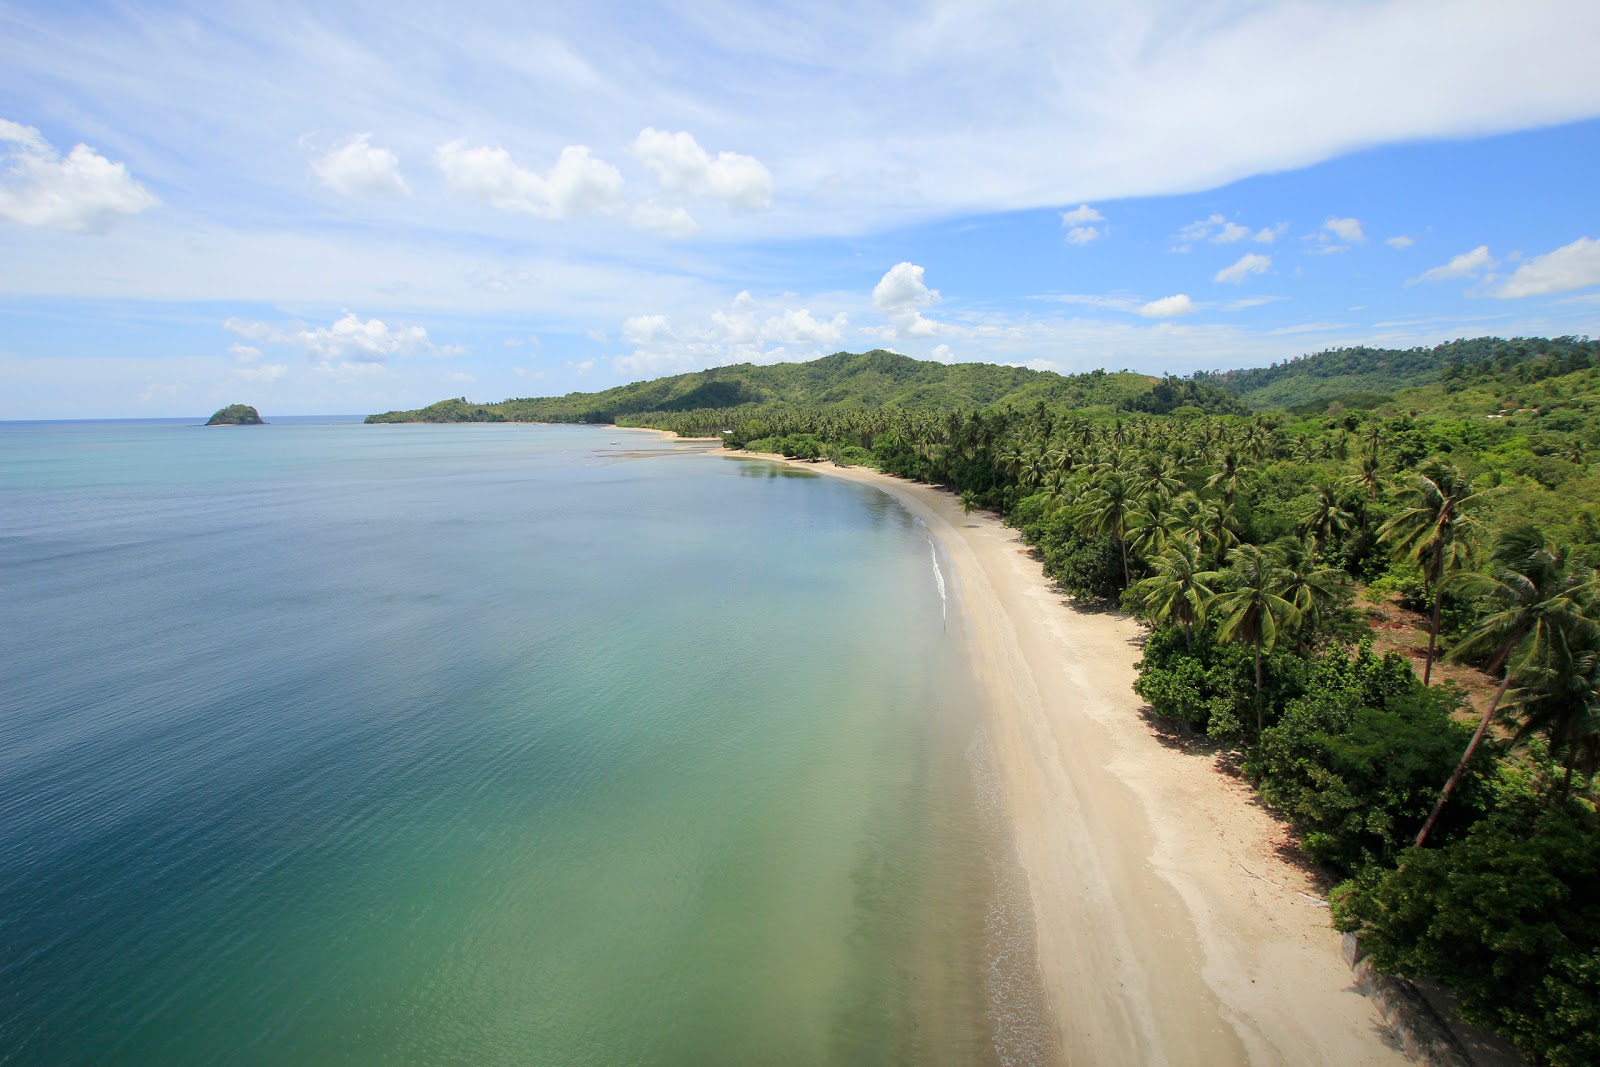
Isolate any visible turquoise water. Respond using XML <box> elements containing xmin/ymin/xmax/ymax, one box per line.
<box><xmin>0</xmin><ymin>420</ymin><xmax>1050</xmax><ymax>1065</ymax></box>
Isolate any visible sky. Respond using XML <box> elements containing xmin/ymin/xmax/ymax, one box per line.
<box><xmin>2</xmin><ymin>0</ymin><xmax>1599</xmax><ymax>418</ymax></box>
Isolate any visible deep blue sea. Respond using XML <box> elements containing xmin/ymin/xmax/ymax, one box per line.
<box><xmin>0</xmin><ymin>418</ymin><xmax>1049</xmax><ymax>1065</ymax></box>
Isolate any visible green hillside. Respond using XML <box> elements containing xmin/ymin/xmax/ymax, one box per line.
<box><xmin>365</xmin><ymin>350</ymin><xmax>1184</xmax><ymax>424</ymax></box>
<box><xmin>1198</xmin><ymin>335</ymin><xmax>1599</xmax><ymax>410</ymax></box>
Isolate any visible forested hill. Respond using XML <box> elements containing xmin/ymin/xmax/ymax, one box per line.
<box><xmin>365</xmin><ymin>350</ymin><xmax>1209</xmax><ymax>424</ymax></box>
<box><xmin>1197</xmin><ymin>335</ymin><xmax>1599</xmax><ymax>411</ymax></box>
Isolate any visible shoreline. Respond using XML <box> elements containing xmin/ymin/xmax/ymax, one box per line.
<box><xmin>626</xmin><ymin>428</ymin><xmax>1405</xmax><ymax>1065</ymax></box>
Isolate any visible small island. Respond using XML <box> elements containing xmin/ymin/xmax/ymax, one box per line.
<box><xmin>206</xmin><ymin>404</ymin><xmax>265</xmax><ymax>426</ymax></box>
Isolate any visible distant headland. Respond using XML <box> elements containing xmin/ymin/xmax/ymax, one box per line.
<box><xmin>206</xmin><ymin>404</ymin><xmax>265</xmax><ymax>425</ymax></box>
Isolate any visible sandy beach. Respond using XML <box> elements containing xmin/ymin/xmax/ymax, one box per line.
<box><xmin>643</xmin><ymin>432</ymin><xmax>1407</xmax><ymax>1066</ymax></box>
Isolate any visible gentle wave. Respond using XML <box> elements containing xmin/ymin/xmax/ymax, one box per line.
<box><xmin>928</xmin><ymin>538</ymin><xmax>948</xmax><ymax>621</ymax></box>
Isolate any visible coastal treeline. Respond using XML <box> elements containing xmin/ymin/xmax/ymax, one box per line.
<box><xmin>368</xmin><ymin>337</ymin><xmax>1600</xmax><ymax>1063</ymax></box>
<box><xmin>622</xmin><ymin>357</ymin><xmax>1600</xmax><ymax>1066</ymax></box>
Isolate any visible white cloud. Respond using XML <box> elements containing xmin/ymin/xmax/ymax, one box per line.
<box><xmin>0</xmin><ymin>119</ymin><xmax>157</xmax><ymax>232</ymax></box>
<box><xmin>614</xmin><ymin>291</ymin><xmax>848</xmax><ymax>377</ymax></box>
<box><xmin>237</xmin><ymin>362</ymin><xmax>287</xmax><ymax>382</ymax></box>
<box><xmin>1214</xmin><ymin>252</ymin><xmax>1271</xmax><ymax>284</ymax></box>
<box><xmin>1140</xmin><ymin>294</ymin><xmax>1196</xmax><ymax>318</ymax></box>
<box><xmin>1060</xmin><ymin>203</ymin><xmax>1105</xmax><ymax>244</ymax></box>
<box><xmin>435</xmin><ymin>141</ymin><xmax>625</xmax><ymax>219</ymax></box>
<box><xmin>224</xmin><ymin>311</ymin><xmax>461</xmax><ymax>364</ymax></box>
<box><xmin>1254</xmin><ymin>223</ymin><xmax>1289</xmax><ymax>243</ymax></box>
<box><xmin>1494</xmin><ymin>236</ymin><xmax>1600</xmax><ymax>298</ymax></box>
<box><xmin>1174</xmin><ymin>214</ymin><xmax>1268</xmax><ymax>250</ymax></box>
<box><xmin>1413</xmin><ymin>245</ymin><xmax>1495</xmax><ymax>284</ymax></box>
<box><xmin>310</xmin><ymin>134</ymin><xmax>408</xmax><ymax>197</ymax></box>
<box><xmin>621</xmin><ymin>313</ymin><xmax>673</xmax><ymax>344</ymax></box>
<box><xmin>1322</xmin><ymin>216</ymin><xmax>1365</xmax><ymax>242</ymax></box>
<box><xmin>228</xmin><ymin>341</ymin><xmax>285</xmax><ymax>381</ymax></box>
<box><xmin>931</xmin><ymin>343</ymin><xmax>954</xmax><ymax>362</ymax></box>
<box><xmin>631</xmin><ymin>200</ymin><xmax>699</xmax><ymax>237</ymax></box>
<box><xmin>1387</xmin><ymin>235</ymin><xmax>1415</xmax><ymax>249</ymax></box>
<box><xmin>872</xmin><ymin>261</ymin><xmax>943</xmax><ymax>337</ymax></box>
<box><xmin>632</xmin><ymin>127</ymin><xmax>773</xmax><ymax>211</ymax></box>
<box><xmin>873</xmin><ymin>261</ymin><xmax>938</xmax><ymax>313</ymax></box>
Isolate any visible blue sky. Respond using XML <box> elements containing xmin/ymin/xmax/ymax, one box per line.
<box><xmin>2</xmin><ymin>0</ymin><xmax>1599</xmax><ymax>418</ymax></box>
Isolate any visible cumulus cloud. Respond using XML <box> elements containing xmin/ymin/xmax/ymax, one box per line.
<box><xmin>0</xmin><ymin>119</ymin><xmax>157</xmax><ymax>232</ymax></box>
<box><xmin>1494</xmin><ymin>236</ymin><xmax>1600</xmax><ymax>298</ymax></box>
<box><xmin>873</xmin><ymin>261</ymin><xmax>938</xmax><ymax>312</ymax></box>
<box><xmin>310</xmin><ymin>134</ymin><xmax>408</xmax><ymax>197</ymax></box>
<box><xmin>1139</xmin><ymin>294</ymin><xmax>1196</xmax><ymax>318</ymax></box>
<box><xmin>1387</xmin><ymin>235</ymin><xmax>1415</xmax><ymax>249</ymax></box>
<box><xmin>632</xmin><ymin>127</ymin><xmax>773</xmax><ymax>211</ymax></box>
<box><xmin>1214</xmin><ymin>252</ymin><xmax>1271</xmax><ymax>284</ymax></box>
<box><xmin>613</xmin><ymin>290</ymin><xmax>848</xmax><ymax>377</ymax></box>
<box><xmin>435</xmin><ymin>141</ymin><xmax>625</xmax><ymax>219</ymax></box>
<box><xmin>1254</xmin><ymin>223</ymin><xmax>1289</xmax><ymax>243</ymax></box>
<box><xmin>872</xmin><ymin>261</ymin><xmax>943</xmax><ymax>337</ymax></box>
<box><xmin>931</xmin><ymin>343</ymin><xmax>954</xmax><ymax>362</ymax></box>
<box><xmin>1060</xmin><ymin>203</ymin><xmax>1104</xmax><ymax>244</ymax></box>
<box><xmin>1412</xmin><ymin>245</ymin><xmax>1495</xmax><ymax>284</ymax></box>
<box><xmin>1322</xmin><ymin>216</ymin><xmax>1365</xmax><ymax>242</ymax></box>
<box><xmin>224</xmin><ymin>311</ymin><xmax>461</xmax><ymax>364</ymax></box>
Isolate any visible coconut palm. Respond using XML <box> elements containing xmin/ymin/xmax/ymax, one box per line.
<box><xmin>1206</xmin><ymin>449</ymin><xmax>1250</xmax><ymax>508</ymax></box>
<box><xmin>1298</xmin><ymin>482</ymin><xmax>1357</xmax><ymax>555</ymax></box>
<box><xmin>1507</xmin><ymin>636</ymin><xmax>1600</xmax><ymax>803</ymax></box>
<box><xmin>1413</xmin><ymin>526</ymin><xmax>1598</xmax><ymax>846</ymax></box>
<box><xmin>1211</xmin><ymin>543</ymin><xmax>1301</xmax><ymax>733</ymax></box>
<box><xmin>1073</xmin><ymin>470</ymin><xmax>1137</xmax><ymax>588</ymax></box>
<box><xmin>1378</xmin><ymin>460</ymin><xmax>1491</xmax><ymax>684</ymax></box>
<box><xmin>1130</xmin><ymin>538</ymin><xmax>1218</xmax><ymax>646</ymax></box>
<box><xmin>1275</xmin><ymin>536</ymin><xmax>1351</xmax><ymax>644</ymax></box>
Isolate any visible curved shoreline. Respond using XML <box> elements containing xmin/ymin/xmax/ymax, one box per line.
<box><xmin>639</xmin><ymin>432</ymin><xmax>1406</xmax><ymax>1065</ymax></box>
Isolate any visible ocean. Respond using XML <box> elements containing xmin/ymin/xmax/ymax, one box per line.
<box><xmin>0</xmin><ymin>418</ymin><xmax>1051</xmax><ymax>1065</ymax></box>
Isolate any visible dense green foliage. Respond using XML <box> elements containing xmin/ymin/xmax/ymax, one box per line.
<box><xmin>1332</xmin><ymin>796</ymin><xmax>1600</xmax><ymax>1066</ymax></box>
<box><xmin>205</xmin><ymin>403</ymin><xmax>264</xmax><ymax>425</ymax></box>
<box><xmin>1197</xmin><ymin>335</ymin><xmax>1600</xmax><ymax>411</ymax></box>
<box><xmin>365</xmin><ymin>350</ymin><xmax>1156</xmax><ymax>424</ymax></box>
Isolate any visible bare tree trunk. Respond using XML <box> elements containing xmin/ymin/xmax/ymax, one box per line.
<box><xmin>1254</xmin><ymin>644</ymin><xmax>1264</xmax><ymax>736</ymax></box>
<box><xmin>1414</xmin><ymin>673</ymin><xmax>1510</xmax><ymax>848</ymax></box>
<box><xmin>1424</xmin><ymin>584</ymin><xmax>1443</xmax><ymax>686</ymax></box>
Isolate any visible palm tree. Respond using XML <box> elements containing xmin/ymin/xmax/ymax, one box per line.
<box><xmin>1133</xmin><ymin>455</ymin><xmax>1186</xmax><ymax>502</ymax></box>
<box><xmin>1211</xmin><ymin>543</ymin><xmax>1301</xmax><ymax>733</ymax></box>
<box><xmin>1508</xmin><ymin>636</ymin><xmax>1600</xmax><ymax>803</ymax></box>
<box><xmin>1298</xmin><ymin>482</ymin><xmax>1357</xmax><ymax>555</ymax></box>
<box><xmin>1413</xmin><ymin>527</ymin><xmax>1597</xmax><ymax>846</ymax></box>
<box><xmin>1131</xmin><ymin>538</ymin><xmax>1218</xmax><ymax>646</ymax></box>
<box><xmin>1206</xmin><ymin>449</ymin><xmax>1250</xmax><ymax>508</ymax></box>
<box><xmin>1378</xmin><ymin>460</ymin><xmax>1490</xmax><ymax>684</ymax></box>
<box><xmin>1073</xmin><ymin>470</ymin><xmax>1137</xmax><ymax>588</ymax></box>
<box><xmin>1276</xmin><ymin>536</ymin><xmax>1351</xmax><ymax>644</ymax></box>
<box><xmin>1129</xmin><ymin>493</ymin><xmax>1179</xmax><ymax>561</ymax></box>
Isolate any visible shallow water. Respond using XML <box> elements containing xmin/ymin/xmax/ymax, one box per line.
<box><xmin>0</xmin><ymin>419</ymin><xmax>1050</xmax><ymax>1065</ymax></box>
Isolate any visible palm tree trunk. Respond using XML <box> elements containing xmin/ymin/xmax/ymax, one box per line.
<box><xmin>1254</xmin><ymin>644</ymin><xmax>1264</xmax><ymax>736</ymax></box>
<box><xmin>1414</xmin><ymin>672</ymin><xmax>1510</xmax><ymax>848</ymax></box>
<box><xmin>1424</xmin><ymin>584</ymin><xmax>1443</xmax><ymax>686</ymax></box>
<box><xmin>1120</xmin><ymin>539</ymin><xmax>1130</xmax><ymax>589</ymax></box>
